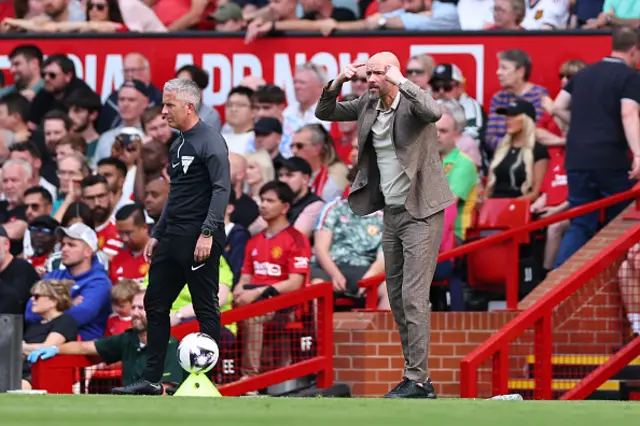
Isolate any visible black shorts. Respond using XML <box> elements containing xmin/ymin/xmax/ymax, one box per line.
<box><xmin>311</xmin><ymin>263</ymin><xmax>370</xmax><ymax>297</ymax></box>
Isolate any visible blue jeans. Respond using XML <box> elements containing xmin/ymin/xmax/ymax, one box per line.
<box><xmin>554</xmin><ymin>170</ymin><xmax>633</xmax><ymax>268</ymax></box>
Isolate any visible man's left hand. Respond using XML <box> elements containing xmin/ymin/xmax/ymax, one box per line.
<box><xmin>194</xmin><ymin>235</ymin><xmax>213</xmax><ymax>263</ymax></box>
<box><xmin>234</xmin><ymin>288</ymin><xmax>262</xmax><ymax>307</ymax></box>
<box><xmin>385</xmin><ymin>65</ymin><xmax>405</xmax><ymax>86</ymax></box>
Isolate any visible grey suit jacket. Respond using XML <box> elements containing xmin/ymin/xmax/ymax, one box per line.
<box><xmin>316</xmin><ymin>79</ymin><xmax>454</xmax><ymax>219</ymax></box>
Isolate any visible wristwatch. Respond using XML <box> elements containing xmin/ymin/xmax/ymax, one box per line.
<box><xmin>377</xmin><ymin>17</ymin><xmax>387</xmax><ymax>29</ymax></box>
<box><xmin>201</xmin><ymin>228</ymin><xmax>213</xmax><ymax>238</ymax></box>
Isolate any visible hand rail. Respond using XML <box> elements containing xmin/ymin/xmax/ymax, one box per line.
<box><xmin>560</xmin><ymin>335</ymin><xmax>640</xmax><ymax>400</ymax></box>
<box><xmin>355</xmin><ymin>182</ymin><xmax>640</xmax><ymax>311</ymax></box>
<box><xmin>459</xmin><ymin>223</ymin><xmax>640</xmax><ymax>398</ymax></box>
<box><xmin>31</xmin><ymin>283</ymin><xmax>334</xmax><ymax>395</ymax></box>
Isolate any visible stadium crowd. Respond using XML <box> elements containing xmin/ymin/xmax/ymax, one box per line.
<box><xmin>0</xmin><ymin>0</ymin><xmax>639</xmax><ymax>395</ymax></box>
<box><xmin>0</xmin><ymin>0</ymin><xmax>638</xmax><ymax>35</ymax></box>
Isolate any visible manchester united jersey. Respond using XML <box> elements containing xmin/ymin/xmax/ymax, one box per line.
<box><xmin>241</xmin><ymin>225</ymin><xmax>311</xmax><ymax>286</ymax></box>
<box><xmin>96</xmin><ymin>219</ymin><xmax>124</xmax><ymax>257</ymax></box>
<box><xmin>109</xmin><ymin>249</ymin><xmax>150</xmax><ymax>285</ymax></box>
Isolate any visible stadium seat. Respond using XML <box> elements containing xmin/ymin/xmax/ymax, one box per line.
<box><xmin>466</xmin><ymin>198</ymin><xmax>532</xmax><ymax>291</ymax></box>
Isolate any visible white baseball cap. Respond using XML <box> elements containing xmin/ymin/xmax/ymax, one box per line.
<box><xmin>55</xmin><ymin>223</ymin><xmax>98</xmax><ymax>253</ymax></box>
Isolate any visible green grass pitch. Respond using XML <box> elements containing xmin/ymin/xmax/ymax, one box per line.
<box><xmin>2</xmin><ymin>395</ymin><xmax>639</xmax><ymax>426</ymax></box>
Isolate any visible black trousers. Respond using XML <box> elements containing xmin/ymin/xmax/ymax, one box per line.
<box><xmin>143</xmin><ymin>233</ymin><xmax>223</xmax><ymax>383</ymax></box>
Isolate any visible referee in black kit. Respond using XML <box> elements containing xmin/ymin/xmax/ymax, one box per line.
<box><xmin>112</xmin><ymin>78</ymin><xmax>230</xmax><ymax>395</ymax></box>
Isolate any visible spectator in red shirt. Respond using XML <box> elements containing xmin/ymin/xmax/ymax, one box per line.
<box><xmin>79</xmin><ymin>175</ymin><xmax>124</xmax><ymax>259</ymax></box>
<box><xmin>233</xmin><ymin>180</ymin><xmax>311</xmax><ymax>381</ymax></box>
<box><xmin>109</xmin><ymin>204</ymin><xmax>150</xmax><ymax>285</ymax></box>
<box><xmin>106</xmin><ymin>279</ymin><xmax>139</xmax><ymax>337</ymax></box>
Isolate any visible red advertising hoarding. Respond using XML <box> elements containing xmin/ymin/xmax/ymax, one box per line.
<box><xmin>0</xmin><ymin>33</ymin><xmax>610</xmax><ymax>108</ymax></box>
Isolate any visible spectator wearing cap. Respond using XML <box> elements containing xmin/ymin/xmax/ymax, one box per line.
<box><xmin>0</xmin><ymin>224</ymin><xmax>40</xmax><ymax>315</ymax></box>
<box><xmin>28</xmin><ymin>55</ymin><xmax>98</xmax><ymax>131</ymax></box>
<box><xmin>65</xmin><ymin>88</ymin><xmax>102</xmax><ymax>163</ymax></box>
<box><xmin>24</xmin><ymin>223</ymin><xmax>112</xmax><ymax>341</ymax></box>
<box><xmin>485</xmin><ymin>49</ymin><xmax>551</xmax><ymax>156</ymax></box>
<box><xmin>254</xmin><ymin>117</ymin><xmax>286</xmax><ymax>171</ymax></box>
<box><xmin>175</xmin><ymin>64</ymin><xmax>222</xmax><ymax>131</ymax></box>
<box><xmin>277</xmin><ymin>157</ymin><xmax>325</xmax><ymax>238</ymax></box>
<box><xmin>99</xmin><ymin>53</ymin><xmax>163</xmax><ymax>133</ymax></box>
<box><xmin>430</xmin><ymin>64</ymin><xmax>486</xmax><ymax>146</ymax></box>
<box><xmin>222</xmin><ymin>86</ymin><xmax>256</xmax><ymax>154</ymax></box>
<box><xmin>291</xmin><ymin>124</ymin><xmax>349</xmax><ymax>202</ymax></box>
<box><xmin>552</xmin><ymin>26</ymin><xmax>640</xmax><ymax>269</ymax></box>
<box><xmin>484</xmin><ymin>0</ymin><xmax>525</xmax><ymax>30</ymax></box>
<box><xmin>92</xmin><ymin>79</ymin><xmax>149</xmax><ymax>168</ymax></box>
<box><xmin>211</xmin><ymin>2</ymin><xmax>246</xmax><ymax>32</ymax></box>
<box><xmin>485</xmin><ymin>100</ymin><xmax>549</xmax><ymax>201</ymax></box>
<box><xmin>25</xmin><ymin>215</ymin><xmax>60</xmax><ymax>276</ymax></box>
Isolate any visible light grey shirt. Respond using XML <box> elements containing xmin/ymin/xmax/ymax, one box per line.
<box><xmin>372</xmin><ymin>92</ymin><xmax>411</xmax><ymax>206</ymax></box>
<box><xmin>198</xmin><ymin>104</ymin><xmax>222</xmax><ymax>132</ymax></box>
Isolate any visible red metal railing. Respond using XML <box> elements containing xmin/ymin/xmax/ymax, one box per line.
<box><xmin>459</xmin><ymin>223</ymin><xmax>640</xmax><ymax>399</ymax></box>
<box><xmin>560</xmin><ymin>335</ymin><xmax>640</xmax><ymax>400</ymax></box>
<box><xmin>357</xmin><ymin>183</ymin><xmax>640</xmax><ymax>311</ymax></box>
<box><xmin>31</xmin><ymin>282</ymin><xmax>334</xmax><ymax>395</ymax></box>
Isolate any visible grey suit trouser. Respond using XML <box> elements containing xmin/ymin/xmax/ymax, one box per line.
<box><xmin>382</xmin><ymin>204</ymin><xmax>444</xmax><ymax>383</ymax></box>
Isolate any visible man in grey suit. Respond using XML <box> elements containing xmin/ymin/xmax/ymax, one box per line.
<box><xmin>316</xmin><ymin>52</ymin><xmax>454</xmax><ymax>399</ymax></box>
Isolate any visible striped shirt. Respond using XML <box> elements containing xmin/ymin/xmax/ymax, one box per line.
<box><xmin>485</xmin><ymin>85</ymin><xmax>550</xmax><ymax>152</ymax></box>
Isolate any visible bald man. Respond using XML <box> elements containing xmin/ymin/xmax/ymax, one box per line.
<box><xmin>316</xmin><ymin>52</ymin><xmax>454</xmax><ymax>399</ymax></box>
<box><xmin>98</xmin><ymin>53</ymin><xmax>163</xmax><ymax>133</ymax></box>
<box><xmin>228</xmin><ymin>153</ymin><xmax>259</xmax><ymax>228</ymax></box>
<box><xmin>239</xmin><ymin>76</ymin><xmax>267</xmax><ymax>91</ymax></box>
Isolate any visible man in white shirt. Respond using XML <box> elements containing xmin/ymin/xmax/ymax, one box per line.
<box><xmin>283</xmin><ymin>62</ymin><xmax>331</xmax><ymax>132</ymax></box>
<box><xmin>221</xmin><ymin>86</ymin><xmax>255</xmax><ymax>154</ymax></box>
<box><xmin>521</xmin><ymin>0</ymin><xmax>570</xmax><ymax>29</ymax></box>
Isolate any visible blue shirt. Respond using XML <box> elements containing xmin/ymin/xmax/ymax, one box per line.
<box><xmin>24</xmin><ymin>256</ymin><xmax>112</xmax><ymax>341</ymax></box>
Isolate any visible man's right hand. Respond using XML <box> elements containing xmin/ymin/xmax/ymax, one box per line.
<box><xmin>27</xmin><ymin>347</ymin><xmax>59</xmax><ymax>363</ymax></box>
<box><xmin>334</xmin><ymin>63</ymin><xmax>366</xmax><ymax>88</ymax></box>
<box><xmin>331</xmin><ymin>273</ymin><xmax>347</xmax><ymax>292</ymax></box>
<box><xmin>144</xmin><ymin>238</ymin><xmax>159</xmax><ymax>263</ymax></box>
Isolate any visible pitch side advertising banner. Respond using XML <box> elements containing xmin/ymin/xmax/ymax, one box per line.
<box><xmin>0</xmin><ymin>34</ymin><xmax>610</xmax><ymax>109</ymax></box>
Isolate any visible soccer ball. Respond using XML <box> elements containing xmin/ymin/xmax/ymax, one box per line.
<box><xmin>177</xmin><ymin>332</ymin><xmax>219</xmax><ymax>374</ymax></box>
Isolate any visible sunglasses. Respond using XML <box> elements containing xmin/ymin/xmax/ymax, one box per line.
<box><xmin>32</xmin><ymin>294</ymin><xmax>47</xmax><ymax>300</ymax></box>
<box><xmin>25</xmin><ymin>203</ymin><xmax>42</xmax><ymax>211</ymax></box>
<box><xmin>42</xmin><ymin>71</ymin><xmax>58</xmax><ymax>80</ymax></box>
<box><xmin>290</xmin><ymin>142</ymin><xmax>308</xmax><ymax>150</ymax></box>
<box><xmin>88</xmin><ymin>2</ymin><xmax>106</xmax><ymax>11</ymax></box>
<box><xmin>431</xmin><ymin>81</ymin><xmax>454</xmax><ymax>92</ymax></box>
<box><xmin>406</xmin><ymin>69</ymin><xmax>425</xmax><ymax>76</ymax></box>
<box><xmin>559</xmin><ymin>73</ymin><xmax>573</xmax><ymax>80</ymax></box>
<box><xmin>29</xmin><ymin>226</ymin><xmax>54</xmax><ymax>234</ymax></box>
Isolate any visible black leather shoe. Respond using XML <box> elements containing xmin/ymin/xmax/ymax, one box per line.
<box><xmin>384</xmin><ymin>378</ymin><xmax>437</xmax><ymax>399</ymax></box>
<box><xmin>112</xmin><ymin>380</ymin><xmax>163</xmax><ymax>395</ymax></box>
<box><xmin>383</xmin><ymin>377</ymin><xmax>411</xmax><ymax>398</ymax></box>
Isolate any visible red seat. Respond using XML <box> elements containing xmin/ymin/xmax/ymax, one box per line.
<box><xmin>466</xmin><ymin>198</ymin><xmax>531</xmax><ymax>290</ymax></box>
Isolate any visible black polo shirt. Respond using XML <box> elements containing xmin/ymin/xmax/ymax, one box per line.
<box><xmin>564</xmin><ymin>57</ymin><xmax>640</xmax><ymax>171</ymax></box>
<box><xmin>94</xmin><ymin>329</ymin><xmax>183</xmax><ymax>385</ymax></box>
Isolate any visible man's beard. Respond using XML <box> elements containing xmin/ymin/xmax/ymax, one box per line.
<box><xmin>73</xmin><ymin>118</ymin><xmax>90</xmax><ymax>133</ymax></box>
<box><xmin>368</xmin><ymin>90</ymin><xmax>380</xmax><ymax>100</ymax></box>
<box><xmin>93</xmin><ymin>207</ymin><xmax>110</xmax><ymax>225</ymax></box>
<box><xmin>132</xmin><ymin>318</ymin><xmax>147</xmax><ymax>332</ymax></box>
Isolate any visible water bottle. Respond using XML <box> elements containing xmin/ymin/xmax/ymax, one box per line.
<box><xmin>488</xmin><ymin>394</ymin><xmax>524</xmax><ymax>400</ymax></box>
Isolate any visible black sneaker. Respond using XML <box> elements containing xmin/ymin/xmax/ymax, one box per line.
<box><xmin>111</xmin><ymin>380</ymin><xmax>163</xmax><ymax>396</ymax></box>
<box><xmin>384</xmin><ymin>378</ymin><xmax>437</xmax><ymax>399</ymax></box>
<box><xmin>383</xmin><ymin>377</ymin><xmax>411</xmax><ymax>398</ymax></box>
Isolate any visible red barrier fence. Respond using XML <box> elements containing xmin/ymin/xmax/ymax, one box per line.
<box><xmin>459</xmin><ymin>223</ymin><xmax>640</xmax><ymax>399</ymax></box>
<box><xmin>31</xmin><ymin>282</ymin><xmax>334</xmax><ymax>396</ymax></box>
<box><xmin>0</xmin><ymin>31</ymin><xmax>610</xmax><ymax>108</ymax></box>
